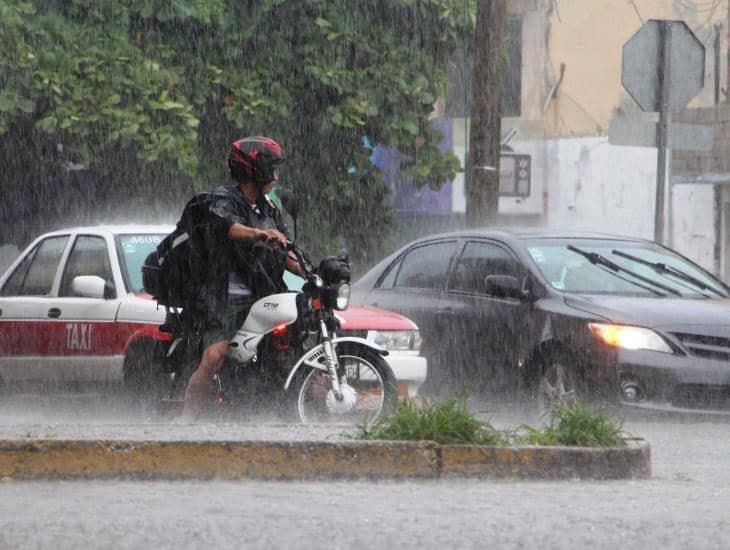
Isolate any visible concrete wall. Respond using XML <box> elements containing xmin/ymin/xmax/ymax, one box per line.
<box><xmin>671</xmin><ymin>183</ymin><xmax>716</xmax><ymax>271</ymax></box>
<box><xmin>544</xmin><ymin>137</ymin><xmax>656</xmax><ymax>237</ymax></box>
<box><xmin>673</xmin><ymin>104</ymin><xmax>730</xmax><ymax>179</ymax></box>
<box><xmin>543</xmin><ymin>137</ymin><xmax>716</xmax><ymax>272</ymax></box>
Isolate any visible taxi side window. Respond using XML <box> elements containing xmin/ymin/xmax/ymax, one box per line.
<box><xmin>60</xmin><ymin>236</ymin><xmax>114</xmax><ymax>297</ymax></box>
<box><xmin>0</xmin><ymin>236</ymin><xmax>69</xmax><ymax>296</ymax></box>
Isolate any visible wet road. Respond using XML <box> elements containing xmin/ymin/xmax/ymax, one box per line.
<box><xmin>0</xmin><ymin>396</ymin><xmax>729</xmax><ymax>549</ymax></box>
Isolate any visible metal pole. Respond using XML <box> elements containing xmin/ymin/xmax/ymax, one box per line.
<box><xmin>463</xmin><ymin>0</ymin><xmax>470</xmax><ymax>204</ymax></box>
<box><xmin>655</xmin><ymin>21</ymin><xmax>672</xmax><ymax>243</ymax></box>
<box><xmin>715</xmin><ymin>24</ymin><xmax>722</xmax><ymax>105</ymax></box>
<box><xmin>727</xmin><ymin>0</ymin><xmax>730</xmax><ymax>94</ymax></box>
<box><xmin>714</xmin><ymin>23</ymin><xmax>723</xmax><ymax>275</ymax></box>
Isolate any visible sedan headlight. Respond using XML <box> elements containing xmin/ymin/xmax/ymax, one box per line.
<box><xmin>371</xmin><ymin>330</ymin><xmax>422</xmax><ymax>352</ymax></box>
<box><xmin>335</xmin><ymin>283</ymin><xmax>351</xmax><ymax>310</ymax></box>
<box><xmin>588</xmin><ymin>323</ymin><xmax>673</xmax><ymax>353</ymax></box>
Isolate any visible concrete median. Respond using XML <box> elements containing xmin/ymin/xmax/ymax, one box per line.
<box><xmin>0</xmin><ymin>438</ymin><xmax>650</xmax><ymax>481</ymax></box>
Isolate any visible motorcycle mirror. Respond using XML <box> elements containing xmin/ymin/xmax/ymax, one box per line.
<box><xmin>278</xmin><ymin>187</ymin><xmax>298</xmax><ymax>239</ymax></box>
<box><xmin>279</xmin><ymin>188</ymin><xmax>298</xmax><ymax>220</ymax></box>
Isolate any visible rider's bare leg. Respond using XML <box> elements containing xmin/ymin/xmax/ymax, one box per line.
<box><xmin>181</xmin><ymin>340</ymin><xmax>228</xmax><ymax>420</ymax></box>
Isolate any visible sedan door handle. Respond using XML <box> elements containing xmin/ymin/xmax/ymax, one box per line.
<box><xmin>47</xmin><ymin>308</ymin><xmax>61</xmax><ymax>319</ymax></box>
<box><xmin>437</xmin><ymin>307</ymin><xmax>454</xmax><ymax>316</ymax></box>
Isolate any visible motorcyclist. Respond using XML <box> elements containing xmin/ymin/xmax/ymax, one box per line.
<box><xmin>181</xmin><ymin>136</ymin><xmax>303</xmax><ymax>420</ymax></box>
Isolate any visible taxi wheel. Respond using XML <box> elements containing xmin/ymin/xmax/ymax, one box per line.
<box><xmin>123</xmin><ymin>341</ymin><xmax>168</xmax><ymax>417</ymax></box>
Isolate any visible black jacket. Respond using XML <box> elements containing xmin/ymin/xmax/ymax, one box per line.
<box><xmin>196</xmin><ymin>185</ymin><xmax>292</xmax><ymax>319</ymax></box>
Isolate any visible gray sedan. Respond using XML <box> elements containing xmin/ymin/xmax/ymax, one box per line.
<box><xmin>352</xmin><ymin>228</ymin><xmax>730</xmax><ymax>413</ymax></box>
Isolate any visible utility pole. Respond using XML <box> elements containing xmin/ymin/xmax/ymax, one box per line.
<box><xmin>466</xmin><ymin>0</ymin><xmax>506</xmax><ymax>227</ymax></box>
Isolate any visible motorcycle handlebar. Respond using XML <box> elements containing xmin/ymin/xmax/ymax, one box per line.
<box><xmin>287</xmin><ymin>242</ymin><xmax>315</xmax><ymax>279</ymax></box>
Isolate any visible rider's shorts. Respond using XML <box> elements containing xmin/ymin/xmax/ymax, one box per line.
<box><xmin>202</xmin><ymin>294</ymin><xmax>255</xmax><ymax>350</ymax></box>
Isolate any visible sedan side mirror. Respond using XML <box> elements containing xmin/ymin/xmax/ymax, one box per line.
<box><xmin>72</xmin><ymin>275</ymin><xmax>115</xmax><ymax>299</ymax></box>
<box><xmin>484</xmin><ymin>275</ymin><xmax>529</xmax><ymax>300</ymax></box>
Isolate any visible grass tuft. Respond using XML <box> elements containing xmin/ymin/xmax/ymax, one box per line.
<box><xmin>519</xmin><ymin>399</ymin><xmax>626</xmax><ymax>447</ymax></box>
<box><xmin>352</xmin><ymin>397</ymin><xmax>627</xmax><ymax>448</ymax></box>
<box><xmin>353</xmin><ymin>397</ymin><xmax>508</xmax><ymax>445</ymax></box>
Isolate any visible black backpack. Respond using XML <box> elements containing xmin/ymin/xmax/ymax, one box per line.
<box><xmin>142</xmin><ymin>193</ymin><xmax>223</xmax><ymax>308</ymax></box>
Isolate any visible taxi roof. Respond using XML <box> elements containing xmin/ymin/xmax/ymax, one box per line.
<box><xmin>42</xmin><ymin>224</ymin><xmax>174</xmax><ymax>237</ymax></box>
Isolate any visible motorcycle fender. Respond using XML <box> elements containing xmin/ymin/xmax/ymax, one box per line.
<box><xmin>283</xmin><ymin>337</ymin><xmax>388</xmax><ymax>391</ymax></box>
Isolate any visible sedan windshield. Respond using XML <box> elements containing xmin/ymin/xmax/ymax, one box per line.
<box><xmin>115</xmin><ymin>234</ymin><xmax>165</xmax><ymax>293</ymax></box>
<box><xmin>525</xmin><ymin>238</ymin><xmax>728</xmax><ymax>298</ymax></box>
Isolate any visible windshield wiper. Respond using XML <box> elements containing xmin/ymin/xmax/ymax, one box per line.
<box><xmin>566</xmin><ymin>245</ymin><xmax>681</xmax><ymax>296</ymax></box>
<box><xmin>611</xmin><ymin>249</ymin><xmax>727</xmax><ymax>298</ymax></box>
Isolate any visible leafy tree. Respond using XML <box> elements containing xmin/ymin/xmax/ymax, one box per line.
<box><xmin>0</xmin><ymin>0</ymin><xmax>468</xmax><ymax>266</ymax></box>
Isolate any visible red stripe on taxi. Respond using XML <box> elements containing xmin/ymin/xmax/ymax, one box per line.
<box><xmin>0</xmin><ymin>320</ymin><xmax>170</xmax><ymax>356</ymax></box>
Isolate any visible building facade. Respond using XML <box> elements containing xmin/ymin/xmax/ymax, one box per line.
<box><xmin>387</xmin><ymin>0</ymin><xmax>730</xmax><ymax>278</ymax></box>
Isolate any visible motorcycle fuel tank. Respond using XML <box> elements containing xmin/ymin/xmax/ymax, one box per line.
<box><xmin>228</xmin><ymin>292</ymin><xmax>298</xmax><ymax>363</ymax></box>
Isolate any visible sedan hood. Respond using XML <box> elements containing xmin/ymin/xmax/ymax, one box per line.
<box><xmin>564</xmin><ymin>294</ymin><xmax>730</xmax><ymax>330</ymax></box>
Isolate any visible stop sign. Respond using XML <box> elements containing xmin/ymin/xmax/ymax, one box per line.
<box><xmin>622</xmin><ymin>20</ymin><xmax>705</xmax><ymax>113</ymax></box>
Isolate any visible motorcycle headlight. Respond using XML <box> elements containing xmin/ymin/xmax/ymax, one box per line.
<box><xmin>335</xmin><ymin>283</ymin><xmax>351</xmax><ymax>310</ymax></box>
<box><xmin>371</xmin><ymin>330</ymin><xmax>421</xmax><ymax>351</ymax></box>
<box><xmin>588</xmin><ymin>323</ymin><xmax>673</xmax><ymax>353</ymax></box>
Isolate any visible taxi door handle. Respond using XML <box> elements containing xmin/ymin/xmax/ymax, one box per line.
<box><xmin>48</xmin><ymin>308</ymin><xmax>61</xmax><ymax>319</ymax></box>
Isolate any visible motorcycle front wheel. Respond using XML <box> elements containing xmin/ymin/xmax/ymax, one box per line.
<box><xmin>288</xmin><ymin>342</ymin><xmax>398</xmax><ymax>424</ymax></box>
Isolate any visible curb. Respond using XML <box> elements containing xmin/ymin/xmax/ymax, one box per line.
<box><xmin>0</xmin><ymin>439</ymin><xmax>650</xmax><ymax>481</ymax></box>
<box><xmin>440</xmin><ymin>438</ymin><xmax>651</xmax><ymax>479</ymax></box>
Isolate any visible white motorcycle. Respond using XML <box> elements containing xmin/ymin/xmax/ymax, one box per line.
<box><xmin>163</xmin><ymin>245</ymin><xmax>398</xmax><ymax>423</ymax></box>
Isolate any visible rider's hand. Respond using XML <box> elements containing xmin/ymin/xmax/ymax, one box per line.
<box><xmin>259</xmin><ymin>228</ymin><xmax>288</xmax><ymax>249</ymax></box>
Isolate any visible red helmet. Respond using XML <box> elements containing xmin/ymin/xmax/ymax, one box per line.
<box><xmin>228</xmin><ymin>136</ymin><xmax>284</xmax><ymax>186</ymax></box>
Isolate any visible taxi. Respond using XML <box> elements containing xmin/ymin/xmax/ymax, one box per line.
<box><xmin>0</xmin><ymin>225</ymin><xmax>426</xmax><ymax>399</ymax></box>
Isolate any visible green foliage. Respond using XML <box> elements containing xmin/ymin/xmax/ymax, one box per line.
<box><xmin>1</xmin><ymin>0</ymin><xmax>199</xmax><ymax>171</ymax></box>
<box><xmin>354</xmin><ymin>398</ymin><xmax>509</xmax><ymax>446</ymax></box>
<box><xmin>0</xmin><ymin>0</ymin><xmax>468</xmax><ymax>260</ymax></box>
<box><xmin>353</xmin><ymin>397</ymin><xmax>627</xmax><ymax>448</ymax></box>
<box><xmin>519</xmin><ymin>400</ymin><xmax>626</xmax><ymax>448</ymax></box>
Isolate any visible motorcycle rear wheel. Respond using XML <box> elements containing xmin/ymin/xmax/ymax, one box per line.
<box><xmin>288</xmin><ymin>342</ymin><xmax>397</xmax><ymax>424</ymax></box>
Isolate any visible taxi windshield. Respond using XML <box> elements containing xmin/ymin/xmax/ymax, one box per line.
<box><xmin>525</xmin><ymin>238</ymin><xmax>729</xmax><ymax>298</ymax></box>
<box><xmin>115</xmin><ymin>234</ymin><xmax>165</xmax><ymax>293</ymax></box>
